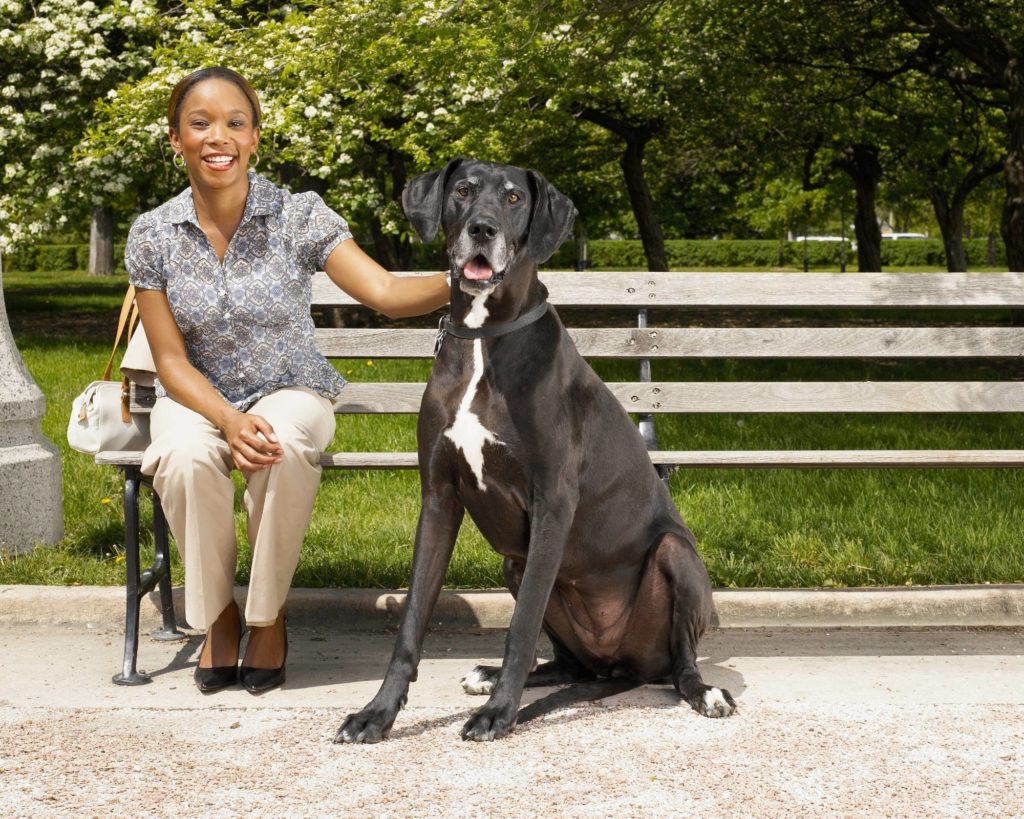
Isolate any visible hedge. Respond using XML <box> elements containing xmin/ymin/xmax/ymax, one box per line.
<box><xmin>549</xmin><ymin>238</ymin><xmax>1008</xmax><ymax>269</ymax></box>
<box><xmin>4</xmin><ymin>243</ymin><xmax>127</xmax><ymax>272</ymax></box>
<box><xmin>3</xmin><ymin>237</ymin><xmax>1008</xmax><ymax>272</ymax></box>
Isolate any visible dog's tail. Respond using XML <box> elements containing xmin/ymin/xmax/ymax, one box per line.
<box><xmin>515</xmin><ymin>679</ymin><xmax>643</xmax><ymax>725</ymax></box>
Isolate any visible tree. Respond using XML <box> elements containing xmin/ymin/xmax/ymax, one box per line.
<box><xmin>889</xmin><ymin>0</ymin><xmax>1024</xmax><ymax>271</ymax></box>
<box><xmin>502</xmin><ymin>2</ymin><xmax>732</xmax><ymax>271</ymax></box>
<box><xmin>881</xmin><ymin>72</ymin><xmax>1003</xmax><ymax>271</ymax></box>
<box><xmin>0</xmin><ymin>0</ymin><xmax>165</xmax><ymax>273</ymax></box>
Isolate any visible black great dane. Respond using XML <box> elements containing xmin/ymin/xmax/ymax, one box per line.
<box><xmin>336</xmin><ymin>159</ymin><xmax>735</xmax><ymax>744</ymax></box>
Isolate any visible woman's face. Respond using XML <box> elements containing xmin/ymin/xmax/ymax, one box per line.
<box><xmin>169</xmin><ymin>77</ymin><xmax>260</xmax><ymax>191</ymax></box>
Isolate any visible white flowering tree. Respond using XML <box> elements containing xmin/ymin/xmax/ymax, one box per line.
<box><xmin>86</xmin><ymin>1</ymin><xmax>490</xmax><ymax>269</ymax></box>
<box><xmin>0</xmin><ymin>0</ymin><xmax>168</xmax><ymax>274</ymax></box>
<box><xmin>88</xmin><ymin>0</ymin><xmax>618</xmax><ymax>270</ymax></box>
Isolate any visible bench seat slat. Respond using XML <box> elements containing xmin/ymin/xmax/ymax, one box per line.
<box><xmin>94</xmin><ymin>449</ymin><xmax>1024</xmax><ymax>469</ymax></box>
<box><xmin>313</xmin><ymin>271</ymin><xmax>1024</xmax><ymax>309</ymax></box>
<box><xmin>315</xmin><ymin>326</ymin><xmax>1024</xmax><ymax>360</ymax></box>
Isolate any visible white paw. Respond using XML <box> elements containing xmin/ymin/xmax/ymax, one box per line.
<box><xmin>701</xmin><ymin>687</ymin><xmax>736</xmax><ymax>718</ymax></box>
<box><xmin>460</xmin><ymin>667</ymin><xmax>495</xmax><ymax>696</ymax></box>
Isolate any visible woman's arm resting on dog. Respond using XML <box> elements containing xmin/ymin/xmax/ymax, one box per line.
<box><xmin>324</xmin><ymin>238</ymin><xmax>449</xmax><ymax>319</ymax></box>
<box><xmin>135</xmin><ymin>289</ymin><xmax>283</xmax><ymax>471</ymax></box>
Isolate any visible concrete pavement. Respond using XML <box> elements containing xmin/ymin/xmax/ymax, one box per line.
<box><xmin>1</xmin><ymin>585</ymin><xmax>1022</xmax><ymax>816</ymax></box>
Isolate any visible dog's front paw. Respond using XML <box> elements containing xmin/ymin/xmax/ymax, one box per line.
<box><xmin>685</xmin><ymin>685</ymin><xmax>737</xmax><ymax>718</ymax></box>
<box><xmin>460</xmin><ymin>701</ymin><xmax>518</xmax><ymax>742</ymax></box>
<box><xmin>334</xmin><ymin>701</ymin><xmax>403</xmax><ymax>744</ymax></box>
<box><xmin>460</xmin><ymin>664</ymin><xmax>499</xmax><ymax>695</ymax></box>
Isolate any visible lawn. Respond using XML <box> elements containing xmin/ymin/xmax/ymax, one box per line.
<box><xmin>2</xmin><ymin>267</ymin><xmax>1023</xmax><ymax>589</ymax></box>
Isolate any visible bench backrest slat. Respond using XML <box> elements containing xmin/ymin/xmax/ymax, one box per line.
<box><xmin>334</xmin><ymin>381</ymin><xmax>1024</xmax><ymax>414</ymax></box>
<box><xmin>316</xmin><ymin>326</ymin><xmax>1024</xmax><ymax>360</ymax></box>
<box><xmin>312</xmin><ymin>271</ymin><xmax>1024</xmax><ymax>309</ymax></box>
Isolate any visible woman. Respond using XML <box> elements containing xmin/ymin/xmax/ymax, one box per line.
<box><xmin>127</xmin><ymin>67</ymin><xmax>448</xmax><ymax>694</ymax></box>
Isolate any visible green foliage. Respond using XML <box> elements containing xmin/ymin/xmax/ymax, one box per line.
<box><xmin>3</xmin><ymin>0</ymin><xmax>1021</xmax><ymax>273</ymax></box>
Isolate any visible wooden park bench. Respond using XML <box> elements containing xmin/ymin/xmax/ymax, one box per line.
<box><xmin>96</xmin><ymin>269</ymin><xmax>1024</xmax><ymax>684</ymax></box>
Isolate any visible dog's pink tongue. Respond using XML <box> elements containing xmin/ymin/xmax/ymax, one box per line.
<box><xmin>463</xmin><ymin>258</ymin><xmax>494</xmax><ymax>281</ymax></box>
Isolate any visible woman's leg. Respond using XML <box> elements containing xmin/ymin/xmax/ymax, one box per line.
<box><xmin>141</xmin><ymin>397</ymin><xmax>239</xmax><ymax>645</ymax></box>
<box><xmin>241</xmin><ymin>387</ymin><xmax>335</xmax><ymax>666</ymax></box>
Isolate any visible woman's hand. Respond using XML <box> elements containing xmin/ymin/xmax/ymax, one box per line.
<box><xmin>219</xmin><ymin>409</ymin><xmax>283</xmax><ymax>472</ymax></box>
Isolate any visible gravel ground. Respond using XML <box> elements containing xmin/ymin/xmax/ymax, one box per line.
<box><xmin>3</xmin><ymin>700</ymin><xmax>1022</xmax><ymax>816</ymax></box>
<box><xmin>2</xmin><ymin>619</ymin><xmax>1022</xmax><ymax>817</ymax></box>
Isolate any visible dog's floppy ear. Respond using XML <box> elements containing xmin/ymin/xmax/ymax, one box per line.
<box><xmin>402</xmin><ymin>158</ymin><xmax>464</xmax><ymax>243</ymax></box>
<box><xmin>526</xmin><ymin>169</ymin><xmax>577</xmax><ymax>263</ymax></box>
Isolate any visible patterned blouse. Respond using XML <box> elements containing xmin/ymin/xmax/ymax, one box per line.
<box><xmin>125</xmin><ymin>172</ymin><xmax>350</xmax><ymax>410</ymax></box>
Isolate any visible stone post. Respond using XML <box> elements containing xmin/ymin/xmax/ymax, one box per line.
<box><xmin>0</xmin><ymin>253</ymin><xmax>63</xmax><ymax>553</ymax></box>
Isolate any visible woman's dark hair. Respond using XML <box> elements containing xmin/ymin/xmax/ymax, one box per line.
<box><xmin>167</xmin><ymin>66</ymin><xmax>262</xmax><ymax>131</ymax></box>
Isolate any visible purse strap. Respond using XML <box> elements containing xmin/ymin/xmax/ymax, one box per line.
<box><xmin>101</xmin><ymin>285</ymin><xmax>138</xmax><ymax>381</ymax></box>
<box><xmin>101</xmin><ymin>285</ymin><xmax>140</xmax><ymax>424</ymax></box>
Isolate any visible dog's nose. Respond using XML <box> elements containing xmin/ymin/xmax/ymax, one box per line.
<box><xmin>468</xmin><ymin>217</ymin><xmax>499</xmax><ymax>241</ymax></box>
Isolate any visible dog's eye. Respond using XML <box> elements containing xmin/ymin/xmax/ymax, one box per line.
<box><xmin>455</xmin><ymin>185</ymin><xmax>469</xmax><ymax>198</ymax></box>
<box><xmin>508</xmin><ymin>192</ymin><xmax>520</xmax><ymax>204</ymax></box>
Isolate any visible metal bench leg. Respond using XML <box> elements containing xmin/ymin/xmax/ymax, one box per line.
<box><xmin>148</xmin><ymin>489</ymin><xmax>184</xmax><ymax>642</ymax></box>
<box><xmin>113</xmin><ymin>466</ymin><xmax>149</xmax><ymax>685</ymax></box>
<box><xmin>637</xmin><ymin>308</ymin><xmax>671</xmax><ymax>484</ymax></box>
<box><xmin>113</xmin><ymin>470</ymin><xmax>186</xmax><ymax>686</ymax></box>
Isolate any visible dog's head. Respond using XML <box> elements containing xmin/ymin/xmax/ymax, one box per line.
<box><xmin>402</xmin><ymin>158</ymin><xmax>576</xmax><ymax>297</ymax></box>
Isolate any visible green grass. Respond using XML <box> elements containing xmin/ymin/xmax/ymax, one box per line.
<box><xmin>2</xmin><ymin>268</ymin><xmax>1023</xmax><ymax>589</ymax></box>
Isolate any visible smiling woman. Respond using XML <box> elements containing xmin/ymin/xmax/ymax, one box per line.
<box><xmin>125</xmin><ymin>66</ymin><xmax>450</xmax><ymax>696</ymax></box>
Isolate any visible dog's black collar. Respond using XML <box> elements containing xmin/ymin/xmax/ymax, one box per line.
<box><xmin>434</xmin><ymin>300</ymin><xmax>549</xmax><ymax>355</ymax></box>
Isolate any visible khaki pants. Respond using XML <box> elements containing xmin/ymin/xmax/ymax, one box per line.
<box><xmin>141</xmin><ymin>387</ymin><xmax>335</xmax><ymax>629</ymax></box>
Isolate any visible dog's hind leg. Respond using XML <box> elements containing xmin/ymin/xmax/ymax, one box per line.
<box><xmin>462</xmin><ymin>627</ymin><xmax>596</xmax><ymax>694</ymax></box>
<box><xmin>461</xmin><ymin>559</ymin><xmax>594</xmax><ymax>695</ymax></box>
<box><xmin>655</xmin><ymin>532</ymin><xmax>736</xmax><ymax>718</ymax></box>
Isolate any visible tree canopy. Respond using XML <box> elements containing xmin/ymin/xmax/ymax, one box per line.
<box><xmin>1</xmin><ymin>0</ymin><xmax>1019</xmax><ymax>271</ymax></box>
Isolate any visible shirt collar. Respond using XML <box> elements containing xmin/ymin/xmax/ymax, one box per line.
<box><xmin>166</xmin><ymin>172</ymin><xmax>283</xmax><ymax>228</ymax></box>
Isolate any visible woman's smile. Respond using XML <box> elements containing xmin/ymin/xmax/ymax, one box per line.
<box><xmin>202</xmin><ymin>152</ymin><xmax>238</xmax><ymax>171</ymax></box>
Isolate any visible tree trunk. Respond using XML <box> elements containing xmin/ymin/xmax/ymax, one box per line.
<box><xmin>620</xmin><ymin>136</ymin><xmax>668</xmax><ymax>272</ymax></box>
<box><xmin>575</xmin><ymin>107</ymin><xmax>668</xmax><ymax>273</ymax></box>
<box><xmin>929</xmin><ymin>158</ymin><xmax>1002</xmax><ymax>272</ymax></box>
<box><xmin>839</xmin><ymin>145</ymin><xmax>883</xmax><ymax>272</ymax></box>
<box><xmin>368</xmin><ymin>216</ymin><xmax>403</xmax><ymax>271</ymax></box>
<box><xmin>88</xmin><ymin>205</ymin><xmax>114</xmax><ymax>277</ymax></box>
<box><xmin>1002</xmin><ymin>59</ymin><xmax>1024</xmax><ymax>273</ymax></box>
<box><xmin>930</xmin><ymin>191</ymin><xmax>966</xmax><ymax>272</ymax></box>
<box><xmin>363</xmin><ymin>143</ymin><xmax>411</xmax><ymax>272</ymax></box>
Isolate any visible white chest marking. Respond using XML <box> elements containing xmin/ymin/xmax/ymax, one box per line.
<box><xmin>444</xmin><ymin>294</ymin><xmax>501</xmax><ymax>490</ymax></box>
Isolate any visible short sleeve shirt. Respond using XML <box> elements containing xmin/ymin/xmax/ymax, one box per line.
<box><xmin>125</xmin><ymin>172</ymin><xmax>350</xmax><ymax>410</ymax></box>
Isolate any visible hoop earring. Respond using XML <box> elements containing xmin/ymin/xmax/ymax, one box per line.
<box><xmin>173</xmin><ymin>152</ymin><xmax>185</xmax><ymax>170</ymax></box>
<box><xmin>250</xmin><ymin>153</ymin><xmax>260</xmax><ymax>168</ymax></box>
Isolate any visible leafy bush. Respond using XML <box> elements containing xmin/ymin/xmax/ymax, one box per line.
<box><xmin>4</xmin><ymin>244</ymin><xmax>126</xmax><ymax>272</ymax></box>
<box><xmin>550</xmin><ymin>239</ymin><xmax>851</xmax><ymax>269</ymax></box>
<box><xmin>548</xmin><ymin>237</ymin><xmax>1007</xmax><ymax>270</ymax></box>
<box><xmin>33</xmin><ymin>245</ymin><xmax>79</xmax><ymax>271</ymax></box>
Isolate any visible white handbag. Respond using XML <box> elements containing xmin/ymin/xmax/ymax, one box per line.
<box><xmin>66</xmin><ymin>286</ymin><xmax>154</xmax><ymax>455</ymax></box>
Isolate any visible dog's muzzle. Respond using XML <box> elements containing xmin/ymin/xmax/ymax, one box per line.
<box><xmin>451</xmin><ymin>252</ymin><xmax>508</xmax><ymax>287</ymax></box>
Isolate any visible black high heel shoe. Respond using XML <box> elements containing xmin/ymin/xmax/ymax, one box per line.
<box><xmin>239</xmin><ymin>616</ymin><xmax>287</xmax><ymax>694</ymax></box>
<box><xmin>194</xmin><ymin>623</ymin><xmax>243</xmax><ymax>693</ymax></box>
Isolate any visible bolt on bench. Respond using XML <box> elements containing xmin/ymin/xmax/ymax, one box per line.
<box><xmin>97</xmin><ymin>269</ymin><xmax>1024</xmax><ymax>684</ymax></box>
